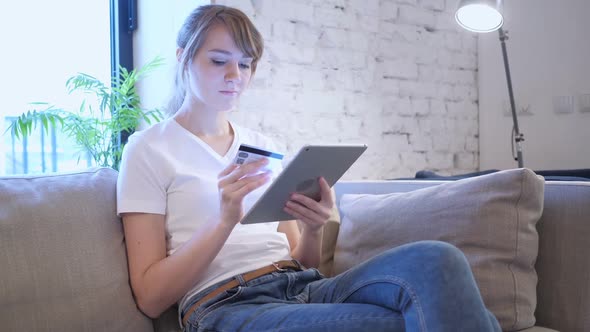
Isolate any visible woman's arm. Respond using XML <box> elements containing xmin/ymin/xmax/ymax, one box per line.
<box><xmin>122</xmin><ymin>212</ymin><xmax>234</xmax><ymax>318</ymax></box>
<box><xmin>278</xmin><ymin>177</ymin><xmax>334</xmax><ymax>268</ymax></box>
<box><xmin>122</xmin><ymin>158</ymin><xmax>272</xmax><ymax>318</ymax></box>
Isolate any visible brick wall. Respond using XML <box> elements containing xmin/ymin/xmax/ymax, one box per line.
<box><xmin>216</xmin><ymin>0</ymin><xmax>478</xmax><ymax>179</ymax></box>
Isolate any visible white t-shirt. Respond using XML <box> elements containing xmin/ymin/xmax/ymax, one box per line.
<box><xmin>116</xmin><ymin>118</ymin><xmax>292</xmax><ymax>318</ymax></box>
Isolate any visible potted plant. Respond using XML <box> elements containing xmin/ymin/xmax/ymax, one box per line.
<box><xmin>7</xmin><ymin>56</ymin><xmax>164</xmax><ymax>171</ymax></box>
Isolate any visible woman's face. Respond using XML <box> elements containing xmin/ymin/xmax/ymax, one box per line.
<box><xmin>185</xmin><ymin>24</ymin><xmax>253</xmax><ymax>112</ymax></box>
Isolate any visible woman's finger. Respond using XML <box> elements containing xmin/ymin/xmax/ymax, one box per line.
<box><xmin>318</xmin><ymin>177</ymin><xmax>334</xmax><ymax>204</ymax></box>
<box><xmin>284</xmin><ymin>199</ymin><xmax>323</xmax><ymax>223</ymax></box>
<box><xmin>289</xmin><ymin>193</ymin><xmax>331</xmax><ymax>220</ymax></box>
<box><xmin>218</xmin><ymin>158</ymin><xmax>269</xmax><ymax>188</ymax></box>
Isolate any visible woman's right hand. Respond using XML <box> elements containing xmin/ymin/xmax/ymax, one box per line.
<box><xmin>217</xmin><ymin>158</ymin><xmax>272</xmax><ymax>227</ymax></box>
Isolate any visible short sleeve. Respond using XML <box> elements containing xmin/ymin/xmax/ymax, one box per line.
<box><xmin>116</xmin><ymin>136</ymin><xmax>167</xmax><ymax>216</ymax></box>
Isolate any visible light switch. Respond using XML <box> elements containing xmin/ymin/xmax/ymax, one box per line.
<box><xmin>552</xmin><ymin>95</ymin><xmax>574</xmax><ymax>114</ymax></box>
<box><xmin>577</xmin><ymin>94</ymin><xmax>590</xmax><ymax>113</ymax></box>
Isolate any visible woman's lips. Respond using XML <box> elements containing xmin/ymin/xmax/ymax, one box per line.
<box><xmin>220</xmin><ymin>90</ymin><xmax>239</xmax><ymax>96</ymax></box>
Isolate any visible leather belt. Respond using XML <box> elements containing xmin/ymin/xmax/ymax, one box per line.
<box><xmin>181</xmin><ymin>260</ymin><xmax>304</xmax><ymax>327</ymax></box>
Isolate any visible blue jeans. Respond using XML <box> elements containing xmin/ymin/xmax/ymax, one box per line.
<box><xmin>181</xmin><ymin>240</ymin><xmax>501</xmax><ymax>332</ymax></box>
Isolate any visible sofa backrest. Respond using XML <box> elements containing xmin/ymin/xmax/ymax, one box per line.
<box><xmin>332</xmin><ymin>179</ymin><xmax>590</xmax><ymax>332</ymax></box>
<box><xmin>0</xmin><ymin>168</ymin><xmax>153</xmax><ymax>332</ymax></box>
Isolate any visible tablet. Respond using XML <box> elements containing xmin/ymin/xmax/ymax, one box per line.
<box><xmin>240</xmin><ymin>144</ymin><xmax>367</xmax><ymax>224</ymax></box>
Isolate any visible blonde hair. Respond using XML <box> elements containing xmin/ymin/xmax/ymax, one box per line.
<box><xmin>166</xmin><ymin>5</ymin><xmax>264</xmax><ymax>116</ymax></box>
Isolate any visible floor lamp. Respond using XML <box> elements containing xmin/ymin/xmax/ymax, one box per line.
<box><xmin>455</xmin><ymin>0</ymin><xmax>524</xmax><ymax>168</ymax></box>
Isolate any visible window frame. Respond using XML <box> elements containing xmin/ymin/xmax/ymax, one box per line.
<box><xmin>110</xmin><ymin>0</ymin><xmax>137</xmax><ymax>147</ymax></box>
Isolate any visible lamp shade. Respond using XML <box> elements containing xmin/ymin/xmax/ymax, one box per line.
<box><xmin>455</xmin><ymin>0</ymin><xmax>504</xmax><ymax>33</ymax></box>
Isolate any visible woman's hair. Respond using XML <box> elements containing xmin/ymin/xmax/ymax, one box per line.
<box><xmin>165</xmin><ymin>5</ymin><xmax>264</xmax><ymax>116</ymax></box>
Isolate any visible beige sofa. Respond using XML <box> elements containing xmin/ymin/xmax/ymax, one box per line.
<box><xmin>1</xmin><ymin>167</ymin><xmax>588</xmax><ymax>332</ymax></box>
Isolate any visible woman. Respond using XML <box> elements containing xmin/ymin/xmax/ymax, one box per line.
<box><xmin>117</xmin><ymin>4</ymin><xmax>501</xmax><ymax>332</ymax></box>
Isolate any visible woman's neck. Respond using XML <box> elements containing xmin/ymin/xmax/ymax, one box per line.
<box><xmin>173</xmin><ymin>99</ymin><xmax>231</xmax><ymax>139</ymax></box>
<box><xmin>172</xmin><ymin>98</ymin><xmax>236</xmax><ymax>157</ymax></box>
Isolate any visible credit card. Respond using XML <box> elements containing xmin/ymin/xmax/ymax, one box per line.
<box><xmin>233</xmin><ymin>144</ymin><xmax>284</xmax><ymax>174</ymax></box>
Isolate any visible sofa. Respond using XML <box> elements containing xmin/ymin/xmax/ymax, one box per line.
<box><xmin>1</xmin><ymin>167</ymin><xmax>589</xmax><ymax>332</ymax></box>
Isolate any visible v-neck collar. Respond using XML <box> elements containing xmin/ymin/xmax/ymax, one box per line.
<box><xmin>169</xmin><ymin>118</ymin><xmax>240</xmax><ymax>163</ymax></box>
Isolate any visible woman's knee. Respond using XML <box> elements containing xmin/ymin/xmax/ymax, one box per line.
<box><xmin>389</xmin><ymin>240</ymin><xmax>470</xmax><ymax>272</ymax></box>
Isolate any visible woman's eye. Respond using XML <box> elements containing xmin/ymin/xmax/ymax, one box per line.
<box><xmin>212</xmin><ymin>59</ymin><xmax>225</xmax><ymax>65</ymax></box>
<box><xmin>239</xmin><ymin>63</ymin><xmax>251</xmax><ymax>69</ymax></box>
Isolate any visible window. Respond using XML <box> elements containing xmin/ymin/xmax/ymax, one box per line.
<box><xmin>0</xmin><ymin>0</ymin><xmax>134</xmax><ymax>175</ymax></box>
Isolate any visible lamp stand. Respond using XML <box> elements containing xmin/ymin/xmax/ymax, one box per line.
<box><xmin>498</xmin><ymin>27</ymin><xmax>524</xmax><ymax>168</ymax></box>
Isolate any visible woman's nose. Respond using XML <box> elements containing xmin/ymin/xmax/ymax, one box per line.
<box><xmin>224</xmin><ymin>62</ymin><xmax>241</xmax><ymax>83</ymax></box>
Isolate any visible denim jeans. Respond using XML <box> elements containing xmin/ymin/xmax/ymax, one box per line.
<box><xmin>181</xmin><ymin>240</ymin><xmax>501</xmax><ymax>332</ymax></box>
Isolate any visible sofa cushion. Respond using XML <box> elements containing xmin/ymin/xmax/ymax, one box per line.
<box><xmin>333</xmin><ymin>168</ymin><xmax>545</xmax><ymax>331</ymax></box>
<box><xmin>0</xmin><ymin>168</ymin><xmax>153</xmax><ymax>332</ymax></box>
<box><xmin>534</xmin><ymin>181</ymin><xmax>590</xmax><ymax>332</ymax></box>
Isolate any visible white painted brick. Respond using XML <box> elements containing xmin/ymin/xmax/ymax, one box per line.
<box><xmin>314</xmin><ymin>6</ymin><xmax>355</xmax><ymax>29</ymax></box>
<box><xmin>324</xmin><ymin>68</ymin><xmax>355</xmax><ymax>91</ymax></box>
<box><xmin>345</xmin><ymin>94</ymin><xmax>383</xmax><ymax>122</ymax></box>
<box><xmin>379</xmin><ymin>112</ymin><xmax>410</xmax><ymax>135</ymax></box>
<box><xmin>400</xmin><ymin>151</ymin><xmax>428</xmax><ymax>172</ymax></box>
<box><xmin>444</xmin><ymin>32</ymin><xmax>463</xmax><ymax>51</ymax></box>
<box><xmin>418</xmin><ymin>64</ymin><xmax>446</xmax><ymax>83</ymax></box>
<box><xmin>462</xmin><ymin>34</ymin><xmax>478</xmax><ymax>52</ymax></box>
<box><xmin>451</xmin><ymin>51</ymin><xmax>477</xmax><ymax>70</ymax></box>
<box><xmin>454</xmin><ymin>152</ymin><xmax>478</xmax><ymax>169</ymax></box>
<box><xmin>453</xmin><ymin>84</ymin><xmax>478</xmax><ymax>102</ymax></box>
<box><xmin>314</xmin><ymin>0</ymin><xmax>347</xmax><ymax>8</ymax></box>
<box><xmin>349</xmin><ymin>30</ymin><xmax>372</xmax><ymax>51</ymax></box>
<box><xmin>435</xmin><ymin>14</ymin><xmax>461</xmax><ymax>32</ymax></box>
<box><xmin>414</xmin><ymin>46</ymin><xmax>439</xmax><ymax>65</ymax></box>
<box><xmin>217</xmin><ymin>0</ymin><xmax>255</xmax><ymax>17</ymax></box>
<box><xmin>379</xmin><ymin>1</ymin><xmax>399</xmax><ymax>22</ymax></box>
<box><xmin>272</xmin><ymin>21</ymin><xmax>296</xmax><ymax>41</ymax></box>
<box><xmin>299</xmin><ymin>67</ymin><xmax>326</xmax><ymax>90</ymax></box>
<box><xmin>429</xmin><ymin>99</ymin><xmax>447</xmax><ymax>114</ymax></box>
<box><xmin>427</xmin><ymin>151</ymin><xmax>454</xmax><ymax>169</ymax></box>
<box><xmin>293</xmin><ymin>91</ymin><xmax>345</xmax><ymax>114</ymax></box>
<box><xmin>318</xmin><ymin>28</ymin><xmax>369</xmax><ymax>51</ymax></box>
<box><xmin>412</xmin><ymin>98</ymin><xmax>430</xmax><ymax>116</ymax></box>
<box><xmin>318</xmin><ymin>28</ymin><xmax>348</xmax><ymax>48</ymax></box>
<box><xmin>223</xmin><ymin>0</ymin><xmax>481</xmax><ymax>179</ymax></box>
<box><xmin>419</xmin><ymin>0</ymin><xmax>445</xmax><ymax>11</ymax></box>
<box><xmin>316</xmin><ymin>48</ymin><xmax>368</xmax><ymax>69</ymax></box>
<box><xmin>379</xmin><ymin>59</ymin><xmax>419</xmax><ymax>80</ymax></box>
<box><xmin>393</xmin><ymin>0</ymin><xmax>418</xmax><ymax>6</ymax></box>
<box><xmin>382</xmin><ymin>133</ymin><xmax>412</xmax><ymax>152</ymax></box>
<box><xmin>398</xmin><ymin>5</ymin><xmax>436</xmax><ymax>27</ymax></box>
<box><xmin>267</xmin><ymin>42</ymin><xmax>315</xmax><ymax>64</ymax></box>
<box><xmin>270</xmin><ymin>65</ymin><xmax>303</xmax><ymax>88</ymax></box>
<box><xmin>380</xmin><ymin>23</ymin><xmax>424</xmax><ymax>43</ymax></box>
<box><xmin>375</xmin><ymin>75</ymin><xmax>401</xmax><ymax>95</ymax></box>
<box><xmin>445</xmin><ymin>0</ymin><xmax>460</xmax><ymax>13</ymax></box>
<box><xmin>436</xmin><ymin>83</ymin><xmax>456</xmax><ymax>101</ymax></box>
<box><xmin>432</xmin><ymin>134</ymin><xmax>451</xmax><ymax>151</ymax></box>
<box><xmin>251</xmin><ymin>17</ymin><xmax>273</xmax><ymax>40</ymax></box>
<box><xmin>408</xmin><ymin>132</ymin><xmax>433</xmax><ymax>151</ymax></box>
<box><xmin>452</xmin><ymin>68</ymin><xmax>477</xmax><ymax>85</ymax></box>
<box><xmin>260</xmin><ymin>1</ymin><xmax>315</xmax><ymax>24</ymax></box>
<box><xmin>356</xmin><ymin>14</ymin><xmax>380</xmax><ymax>33</ymax></box>
<box><xmin>465</xmin><ymin>135</ymin><xmax>479</xmax><ymax>152</ymax></box>
<box><xmin>436</xmin><ymin>49</ymin><xmax>455</xmax><ymax>67</ymax></box>
<box><xmin>398</xmin><ymin>81</ymin><xmax>438</xmax><ymax>99</ymax></box>
<box><xmin>351</xmin><ymin>0</ymin><xmax>380</xmax><ymax>16</ymax></box>
<box><xmin>294</xmin><ymin>22</ymin><xmax>323</xmax><ymax>46</ymax></box>
<box><xmin>382</xmin><ymin>96</ymin><xmax>412</xmax><ymax>116</ymax></box>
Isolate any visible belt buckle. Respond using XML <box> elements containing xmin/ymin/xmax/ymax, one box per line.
<box><xmin>272</xmin><ymin>262</ymin><xmax>288</xmax><ymax>272</ymax></box>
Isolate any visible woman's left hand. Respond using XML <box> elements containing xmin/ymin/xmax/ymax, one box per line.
<box><xmin>283</xmin><ymin>177</ymin><xmax>334</xmax><ymax>233</ymax></box>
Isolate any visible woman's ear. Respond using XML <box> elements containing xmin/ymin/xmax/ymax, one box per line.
<box><xmin>176</xmin><ymin>48</ymin><xmax>184</xmax><ymax>63</ymax></box>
